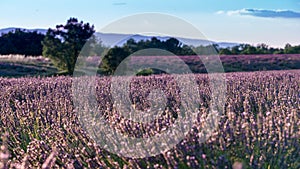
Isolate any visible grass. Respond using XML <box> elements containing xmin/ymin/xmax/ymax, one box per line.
<box><xmin>0</xmin><ymin>55</ymin><xmax>57</xmax><ymax>77</ymax></box>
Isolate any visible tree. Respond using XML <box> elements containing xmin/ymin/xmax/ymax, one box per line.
<box><xmin>42</xmin><ymin>18</ymin><xmax>95</xmax><ymax>74</ymax></box>
<box><xmin>164</xmin><ymin>38</ymin><xmax>181</xmax><ymax>53</ymax></box>
<box><xmin>241</xmin><ymin>44</ymin><xmax>258</xmax><ymax>55</ymax></box>
<box><xmin>100</xmin><ymin>46</ymin><xmax>130</xmax><ymax>75</ymax></box>
<box><xmin>193</xmin><ymin>44</ymin><xmax>219</xmax><ymax>55</ymax></box>
<box><xmin>80</xmin><ymin>35</ymin><xmax>107</xmax><ymax>57</ymax></box>
<box><xmin>256</xmin><ymin>43</ymin><xmax>269</xmax><ymax>54</ymax></box>
<box><xmin>219</xmin><ymin>48</ymin><xmax>232</xmax><ymax>55</ymax></box>
<box><xmin>230</xmin><ymin>45</ymin><xmax>242</xmax><ymax>55</ymax></box>
<box><xmin>0</xmin><ymin>29</ymin><xmax>45</xmax><ymax>56</ymax></box>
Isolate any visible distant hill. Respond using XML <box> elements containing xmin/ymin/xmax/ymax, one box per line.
<box><xmin>0</xmin><ymin>27</ymin><xmax>239</xmax><ymax>48</ymax></box>
<box><xmin>94</xmin><ymin>33</ymin><xmax>238</xmax><ymax>48</ymax></box>
<box><xmin>0</xmin><ymin>27</ymin><xmax>47</xmax><ymax>35</ymax></box>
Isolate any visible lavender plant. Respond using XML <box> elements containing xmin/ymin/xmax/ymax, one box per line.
<box><xmin>0</xmin><ymin>70</ymin><xmax>299</xmax><ymax>168</ymax></box>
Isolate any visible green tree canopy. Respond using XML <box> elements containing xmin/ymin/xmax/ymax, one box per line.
<box><xmin>284</xmin><ymin>43</ymin><xmax>300</xmax><ymax>54</ymax></box>
<box><xmin>0</xmin><ymin>29</ymin><xmax>45</xmax><ymax>56</ymax></box>
<box><xmin>42</xmin><ymin>18</ymin><xmax>95</xmax><ymax>74</ymax></box>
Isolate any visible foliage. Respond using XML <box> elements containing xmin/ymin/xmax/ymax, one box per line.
<box><xmin>192</xmin><ymin>44</ymin><xmax>219</xmax><ymax>55</ymax></box>
<box><xmin>99</xmin><ymin>46</ymin><xmax>131</xmax><ymax>75</ymax></box>
<box><xmin>0</xmin><ymin>29</ymin><xmax>45</xmax><ymax>56</ymax></box>
<box><xmin>284</xmin><ymin>43</ymin><xmax>300</xmax><ymax>54</ymax></box>
<box><xmin>218</xmin><ymin>43</ymin><xmax>300</xmax><ymax>55</ymax></box>
<box><xmin>136</xmin><ymin>68</ymin><xmax>154</xmax><ymax>76</ymax></box>
<box><xmin>80</xmin><ymin>35</ymin><xmax>107</xmax><ymax>57</ymax></box>
<box><xmin>42</xmin><ymin>18</ymin><xmax>95</xmax><ymax>75</ymax></box>
<box><xmin>99</xmin><ymin>36</ymin><xmax>300</xmax><ymax>75</ymax></box>
<box><xmin>195</xmin><ymin>43</ymin><xmax>300</xmax><ymax>55</ymax></box>
<box><xmin>99</xmin><ymin>37</ymin><xmax>195</xmax><ymax>75</ymax></box>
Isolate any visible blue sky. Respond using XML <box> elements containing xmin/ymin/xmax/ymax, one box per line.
<box><xmin>1</xmin><ymin>0</ymin><xmax>300</xmax><ymax>47</ymax></box>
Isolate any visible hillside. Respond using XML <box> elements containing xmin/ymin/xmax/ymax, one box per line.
<box><xmin>0</xmin><ymin>54</ymin><xmax>299</xmax><ymax>77</ymax></box>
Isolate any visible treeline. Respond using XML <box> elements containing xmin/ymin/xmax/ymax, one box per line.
<box><xmin>100</xmin><ymin>37</ymin><xmax>195</xmax><ymax>74</ymax></box>
<box><xmin>100</xmin><ymin>38</ymin><xmax>300</xmax><ymax>75</ymax></box>
<box><xmin>216</xmin><ymin>43</ymin><xmax>300</xmax><ymax>55</ymax></box>
<box><xmin>0</xmin><ymin>29</ymin><xmax>45</xmax><ymax>56</ymax></box>
<box><xmin>1</xmin><ymin>28</ymin><xmax>300</xmax><ymax>57</ymax></box>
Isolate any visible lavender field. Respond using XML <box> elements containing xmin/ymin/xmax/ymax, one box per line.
<box><xmin>1</xmin><ymin>54</ymin><xmax>300</xmax><ymax>77</ymax></box>
<box><xmin>0</xmin><ymin>70</ymin><xmax>299</xmax><ymax>168</ymax></box>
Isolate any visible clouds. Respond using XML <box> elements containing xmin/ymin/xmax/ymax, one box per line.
<box><xmin>112</xmin><ymin>2</ymin><xmax>127</xmax><ymax>6</ymax></box>
<box><xmin>216</xmin><ymin>9</ymin><xmax>300</xmax><ymax>19</ymax></box>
